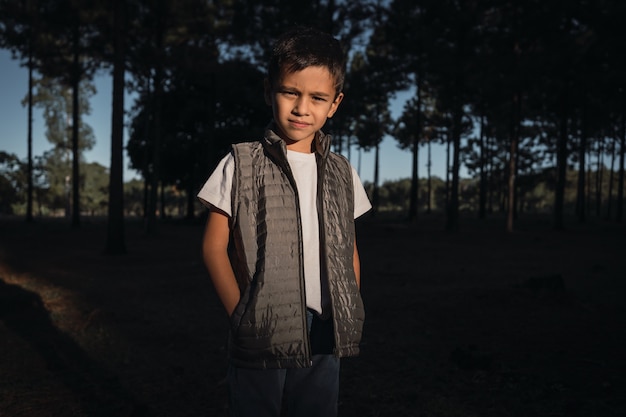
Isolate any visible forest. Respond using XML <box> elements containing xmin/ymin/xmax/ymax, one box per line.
<box><xmin>2</xmin><ymin>2</ymin><xmax>626</xmax><ymax>416</ymax></box>
<box><xmin>1</xmin><ymin>0</ymin><xmax>625</xmax><ymax>250</ymax></box>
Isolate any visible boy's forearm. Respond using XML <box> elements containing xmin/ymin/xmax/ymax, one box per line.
<box><xmin>203</xmin><ymin>210</ymin><xmax>240</xmax><ymax>316</ymax></box>
<box><xmin>204</xmin><ymin>249</ymin><xmax>240</xmax><ymax>316</ymax></box>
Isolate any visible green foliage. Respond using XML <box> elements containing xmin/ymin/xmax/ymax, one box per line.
<box><xmin>28</xmin><ymin>76</ymin><xmax>95</xmax><ymax>152</ymax></box>
<box><xmin>81</xmin><ymin>162</ymin><xmax>109</xmax><ymax>216</ymax></box>
<box><xmin>365</xmin><ymin>176</ymin><xmax>445</xmax><ymax>214</ymax></box>
<box><xmin>0</xmin><ymin>151</ymin><xmax>24</xmax><ymax>214</ymax></box>
<box><xmin>123</xmin><ymin>179</ymin><xmax>145</xmax><ymax>217</ymax></box>
<box><xmin>2</xmin><ymin>0</ymin><xmax>626</xmax><ymax>226</ymax></box>
<box><xmin>367</xmin><ymin>169</ymin><xmax>623</xmax><ymax>218</ymax></box>
<box><xmin>0</xmin><ymin>152</ymin><xmax>110</xmax><ymax>217</ymax></box>
<box><xmin>126</xmin><ymin>58</ymin><xmax>268</xmax><ymax>194</ymax></box>
<box><xmin>347</xmin><ymin>50</ymin><xmax>393</xmax><ymax>150</ymax></box>
<box><xmin>38</xmin><ymin>148</ymin><xmax>71</xmax><ymax>214</ymax></box>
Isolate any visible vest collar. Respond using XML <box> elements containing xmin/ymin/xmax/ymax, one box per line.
<box><xmin>262</xmin><ymin>122</ymin><xmax>331</xmax><ymax>161</ymax></box>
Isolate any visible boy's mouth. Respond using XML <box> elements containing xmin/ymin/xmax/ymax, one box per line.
<box><xmin>289</xmin><ymin>119</ymin><xmax>310</xmax><ymax>129</ymax></box>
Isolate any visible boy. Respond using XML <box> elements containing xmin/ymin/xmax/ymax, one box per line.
<box><xmin>198</xmin><ymin>26</ymin><xmax>371</xmax><ymax>417</ymax></box>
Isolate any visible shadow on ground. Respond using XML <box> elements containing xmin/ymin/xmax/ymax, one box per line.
<box><xmin>0</xmin><ymin>280</ymin><xmax>149</xmax><ymax>416</ymax></box>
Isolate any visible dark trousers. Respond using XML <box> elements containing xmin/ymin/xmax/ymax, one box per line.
<box><xmin>227</xmin><ymin>312</ymin><xmax>339</xmax><ymax>417</ymax></box>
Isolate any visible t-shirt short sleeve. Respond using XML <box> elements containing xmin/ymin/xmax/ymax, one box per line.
<box><xmin>197</xmin><ymin>151</ymin><xmax>371</xmax><ymax>220</ymax></box>
<box><xmin>197</xmin><ymin>152</ymin><xmax>234</xmax><ymax>217</ymax></box>
<box><xmin>352</xmin><ymin>166</ymin><xmax>372</xmax><ymax>219</ymax></box>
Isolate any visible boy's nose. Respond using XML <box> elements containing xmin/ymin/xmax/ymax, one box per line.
<box><xmin>293</xmin><ymin>97</ymin><xmax>309</xmax><ymax>115</ymax></box>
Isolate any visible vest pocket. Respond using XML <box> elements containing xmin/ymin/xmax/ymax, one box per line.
<box><xmin>229</xmin><ymin>284</ymin><xmax>251</xmax><ymax>332</ymax></box>
<box><xmin>229</xmin><ymin>279</ymin><xmax>261</xmax><ymax>337</ymax></box>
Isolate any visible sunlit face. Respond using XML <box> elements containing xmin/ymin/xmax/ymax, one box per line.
<box><xmin>265</xmin><ymin>66</ymin><xmax>344</xmax><ymax>153</ymax></box>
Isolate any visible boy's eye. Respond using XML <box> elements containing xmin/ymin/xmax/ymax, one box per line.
<box><xmin>313</xmin><ymin>96</ymin><xmax>327</xmax><ymax>102</ymax></box>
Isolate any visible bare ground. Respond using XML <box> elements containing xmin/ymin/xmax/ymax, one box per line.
<box><xmin>0</xmin><ymin>214</ymin><xmax>625</xmax><ymax>417</ymax></box>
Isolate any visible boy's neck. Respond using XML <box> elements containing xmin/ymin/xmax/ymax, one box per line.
<box><xmin>268</xmin><ymin>121</ymin><xmax>318</xmax><ymax>153</ymax></box>
<box><xmin>285</xmin><ymin>138</ymin><xmax>316</xmax><ymax>153</ymax></box>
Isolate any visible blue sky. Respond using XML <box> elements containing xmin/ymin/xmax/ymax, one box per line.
<box><xmin>0</xmin><ymin>49</ymin><xmax>450</xmax><ymax>185</ymax></box>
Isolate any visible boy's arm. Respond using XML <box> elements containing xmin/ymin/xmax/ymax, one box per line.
<box><xmin>202</xmin><ymin>208</ymin><xmax>240</xmax><ymax>316</ymax></box>
<box><xmin>353</xmin><ymin>238</ymin><xmax>361</xmax><ymax>290</ymax></box>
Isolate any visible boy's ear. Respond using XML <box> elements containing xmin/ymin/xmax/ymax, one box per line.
<box><xmin>263</xmin><ymin>78</ymin><xmax>272</xmax><ymax>106</ymax></box>
<box><xmin>327</xmin><ymin>92</ymin><xmax>344</xmax><ymax>119</ymax></box>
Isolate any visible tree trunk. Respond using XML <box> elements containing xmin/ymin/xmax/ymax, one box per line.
<box><xmin>71</xmin><ymin>24</ymin><xmax>81</xmax><ymax>229</ymax></box>
<box><xmin>186</xmin><ymin>181</ymin><xmax>195</xmax><ymax>220</ymax></box>
<box><xmin>514</xmin><ymin>150</ymin><xmax>520</xmax><ymax>217</ymax></box>
<box><xmin>487</xmin><ymin>134</ymin><xmax>494</xmax><ymax>213</ymax></box>
<box><xmin>506</xmin><ymin>134</ymin><xmax>517</xmax><ymax>232</ymax></box>
<box><xmin>507</xmin><ymin>90</ymin><xmax>520</xmax><ymax>233</ymax></box>
<box><xmin>586</xmin><ymin>149</ymin><xmax>592</xmax><ymax>215</ymax></box>
<box><xmin>325</xmin><ymin>0</ymin><xmax>335</xmax><ymax>33</ymax></box>
<box><xmin>576</xmin><ymin>106</ymin><xmax>587</xmax><ymax>222</ymax></box>
<box><xmin>606</xmin><ymin>138</ymin><xmax>616</xmax><ymax>220</ymax></box>
<box><xmin>596</xmin><ymin>140</ymin><xmax>604</xmax><ymax>217</ymax></box>
<box><xmin>554</xmin><ymin>90</ymin><xmax>568</xmax><ymax>231</ymax></box>
<box><xmin>446</xmin><ymin>106</ymin><xmax>461</xmax><ymax>232</ymax></box>
<box><xmin>372</xmin><ymin>142</ymin><xmax>380</xmax><ymax>215</ymax></box>
<box><xmin>143</xmin><ymin>178</ymin><xmax>148</xmax><ymax>218</ymax></box>
<box><xmin>146</xmin><ymin>5</ymin><xmax>166</xmax><ymax>235</ymax></box>
<box><xmin>617</xmin><ymin>89</ymin><xmax>625</xmax><ymax>223</ymax></box>
<box><xmin>445</xmin><ymin>135</ymin><xmax>450</xmax><ymax>209</ymax></box>
<box><xmin>26</xmin><ymin>51</ymin><xmax>34</xmax><ymax>222</ymax></box>
<box><xmin>161</xmin><ymin>181</ymin><xmax>167</xmax><ymax>218</ymax></box>
<box><xmin>427</xmin><ymin>139</ymin><xmax>432</xmax><ymax>214</ymax></box>
<box><xmin>408</xmin><ymin>138</ymin><xmax>419</xmax><ymax>223</ymax></box>
<box><xmin>105</xmin><ymin>0</ymin><xmax>127</xmax><ymax>255</ymax></box>
<box><xmin>478</xmin><ymin>114</ymin><xmax>486</xmax><ymax>219</ymax></box>
<box><xmin>408</xmin><ymin>70</ymin><xmax>423</xmax><ymax>223</ymax></box>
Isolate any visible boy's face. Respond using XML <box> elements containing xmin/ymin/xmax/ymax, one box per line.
<box><xmin>265</xmin><ymin>66</ymin><xmax>343</xmax><ymax>153</ymax></box>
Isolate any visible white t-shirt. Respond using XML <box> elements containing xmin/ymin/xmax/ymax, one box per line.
<box><xmin>198</xmin><ymin>150</ymin><xmax>372</xmax><ymax>314</ymax></box>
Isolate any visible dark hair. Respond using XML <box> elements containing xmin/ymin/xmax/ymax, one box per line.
<box><xmin>268</xmin><ymin>27</ymin><xmax>346</xmax><ymax>96</ymax></box>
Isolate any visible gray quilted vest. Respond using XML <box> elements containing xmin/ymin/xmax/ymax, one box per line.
<box><xmin>227</xmin><ymin>127</ymin><xmax>365</xmax><ymax>369</ymax></box>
